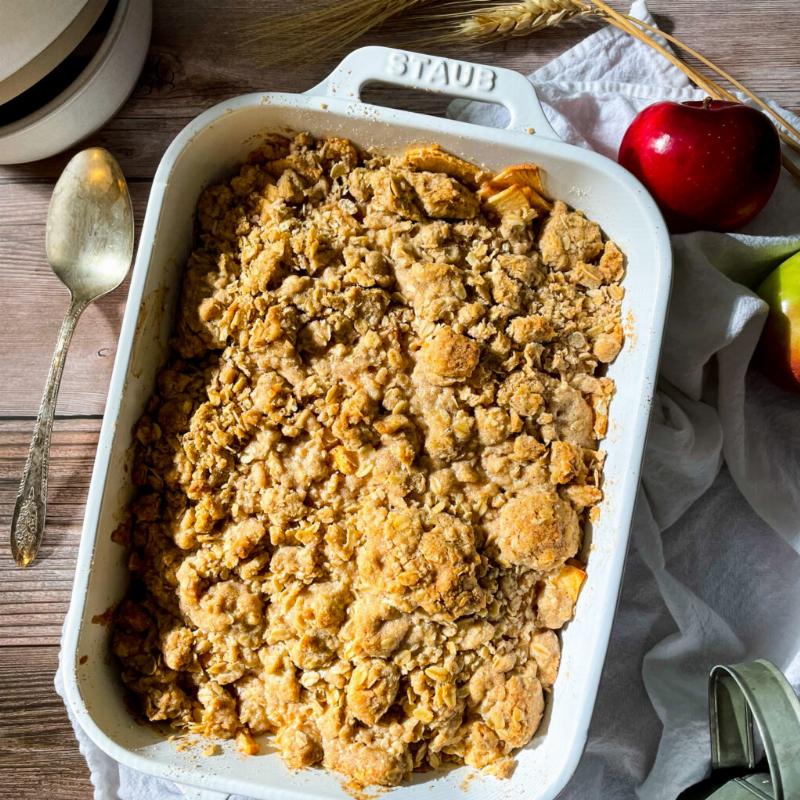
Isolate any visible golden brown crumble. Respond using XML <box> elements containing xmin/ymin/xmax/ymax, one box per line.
<box><xmin>112</xmin><ymin>133</ymin><xmax>625</xmax><ymax>788</ymax></box>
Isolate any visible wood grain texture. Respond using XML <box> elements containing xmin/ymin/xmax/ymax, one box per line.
<box><xmin>0</xmin><ymin>419</ymin><xmax>99</xmax><ymax>646</ymax></box>
<box><xmin>0</xmin><ymin>1</ymin><xmax>796</xmax><ymax>797</ymax></box>
<box><xmin>0</xmin><ymin>184</ymin><xmax>148</xmax><ymax>416</ymax></box>
<box><xmin>0</xmin><ymin>645</ymin><xmax>91</xmax><ymax>797</ymax></box>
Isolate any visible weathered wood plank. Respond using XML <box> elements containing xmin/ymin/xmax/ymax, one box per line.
<box><xmin>0</xmin><ymin>183</ymin><xmax>150</xmax><ymax>416</ymax></box>
<box><xmin>0</xmin><ymin>645</ymin><xmax>92</xmax><ymax>797</ymax></box>
<box><xmin>0</xmin><ymin>419</ymin><xmax>99</xmax><ymax>646</ymax></box>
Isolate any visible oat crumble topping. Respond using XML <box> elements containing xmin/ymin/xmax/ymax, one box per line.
<box><xmin>111</xmin><ymin>134</ymin><xmax>625</xmax><ymax>787</ymax></box>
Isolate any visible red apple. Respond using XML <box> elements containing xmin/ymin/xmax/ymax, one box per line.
<box><xmin>756</xmin><ymin>250</ymin><xmax>800</xmax><ymax>393</ymax></box>
<box><xmin>618</xmin><ymin>100</ymin><xmax>781</xmax><ymax>233</ymax></box>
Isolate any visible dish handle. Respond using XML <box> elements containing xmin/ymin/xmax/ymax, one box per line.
<box><xmin>310</xmin><ymin>45</ymin><xmax>559</xmax><ymax>139</ymax></box>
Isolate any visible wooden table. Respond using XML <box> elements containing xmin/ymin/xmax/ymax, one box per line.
<box><xmin>1</xmin><ymin>2</ymin><xmax>797</xmax><ymax>796</ymax></box>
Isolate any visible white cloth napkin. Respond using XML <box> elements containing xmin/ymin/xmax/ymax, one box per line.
<box><xmin>56</xmin><ymin>3</ymin><xmax>800</xmax><ymax>797</ymax></box>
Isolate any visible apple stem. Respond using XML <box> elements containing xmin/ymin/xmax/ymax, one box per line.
<box><xmin>703</xmin><ymin>97</ymin><xmax>713</xmax><ymax>110</ymax></box>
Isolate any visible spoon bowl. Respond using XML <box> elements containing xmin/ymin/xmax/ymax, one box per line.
<box><xmin>11</xmin><ymin>147</ymin><xmax>134</xmax><ymax>566</ymax></box>
<box><xmin>46</xmin><ymin>147</ymin><xmax>134</xmax><ymax>299</ymax></box>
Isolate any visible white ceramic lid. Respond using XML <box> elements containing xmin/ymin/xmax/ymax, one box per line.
<box><xmin>0</xmin><ymin>0</ymin><xmax>108</xmax><ymax>105</ymax></box>
<box><xmin>0</xmin><ymin>0</ymin><xmax>152</xmax><ymax>165</ymax></box>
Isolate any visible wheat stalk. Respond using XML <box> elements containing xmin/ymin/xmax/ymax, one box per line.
<box><xmin>416</xmin><ymin>0</ymin><xmax>595</xmax><ymax>44</ymax></box>
<box><xmin>452</xmin><ymin>0</ymin><xmax>591</xmax><ymax>40</ymax></box>
<box><xmin>242</xmin><ymin>0</ymin><xmax>427</xmax><ymax>64</ymax></box>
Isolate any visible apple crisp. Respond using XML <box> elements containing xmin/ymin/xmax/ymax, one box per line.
<box><xmin>112</xmin><ymin>133</ymin><xmax>624</xmax><ymax>787</ymax></box>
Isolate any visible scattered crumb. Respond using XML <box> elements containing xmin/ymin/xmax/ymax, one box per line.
<box><xmin>90</xmin><ymin>605</ymin><xmax>116</xmax><ymax>626</ymax></box>
<box><xmin>342</xmin><ymin>778</ymin><xmax>388</xmax><ymax>800</ymax></box>
<box><xmin>236</xmin><ymin>728</ymin><xmax>260</xmax><ymax>756</ymax></box>
<box><xmin>110</xmin><ymin>519</ymin><xmax>131</xmax><ymax>546</ymax></box>
<box><xmin>460</xmin><ymin>770</ymin><xmax>478</xmax><ymax>791</ymax></box>
<box><xmin>482</xmin><ymin>756</ymin><xmax>516</xmax><ymax>779</ymax></box>
<box><xmin>174</xmin><ymin>737</ymin><xmax>195</xmax><ymax>753</ymax></box>
<box><xmin>623</xmin><ymin>309</ymin><xmax>636</xmax><ymax>347</ymax></box>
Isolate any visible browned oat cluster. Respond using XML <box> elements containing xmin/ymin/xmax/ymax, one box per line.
<box><xmin>112</xmin><ymin>134</ymin><xmax>625</xmax><ymax>788</ymax></box>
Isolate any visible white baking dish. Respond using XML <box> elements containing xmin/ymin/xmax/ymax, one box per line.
<box><xmin>62</xmin><ymin>46</ymin><xmax>671</xmax><ymax>800</ymax></box>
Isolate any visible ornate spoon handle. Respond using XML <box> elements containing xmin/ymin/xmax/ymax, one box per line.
<box><xmin>11</xmin><ymin>297</ymin><xmax>87</xmax><ymax>567</ymax></box>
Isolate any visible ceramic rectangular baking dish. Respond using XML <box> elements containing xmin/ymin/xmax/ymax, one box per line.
<box><xmin>62</xmin><ymin>46</ymin><xmax>672</xmax><ymax>800</ymax></box>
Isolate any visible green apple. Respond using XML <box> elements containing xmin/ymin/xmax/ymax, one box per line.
<box><xmin>756</xmin><ymin>250</ymin><xmax>800</xmax><ymax>392</ymax></box>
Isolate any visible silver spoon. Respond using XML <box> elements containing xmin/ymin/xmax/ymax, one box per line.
<box><xmin>10</xmin><ymin>148</ymin><xmax>134</xmax><ymax>567</ymax></box>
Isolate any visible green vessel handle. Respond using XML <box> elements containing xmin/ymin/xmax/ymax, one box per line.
<box><xmin>709</xmin><ymin>659</ymin><xmax>800</xmax><ymax>799</ymax></box>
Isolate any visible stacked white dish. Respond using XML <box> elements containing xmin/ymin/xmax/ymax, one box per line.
<box><xmin>0</xmin><ymin>0</ymin><xmax>152</xmax><ymax>165</ymax></box>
